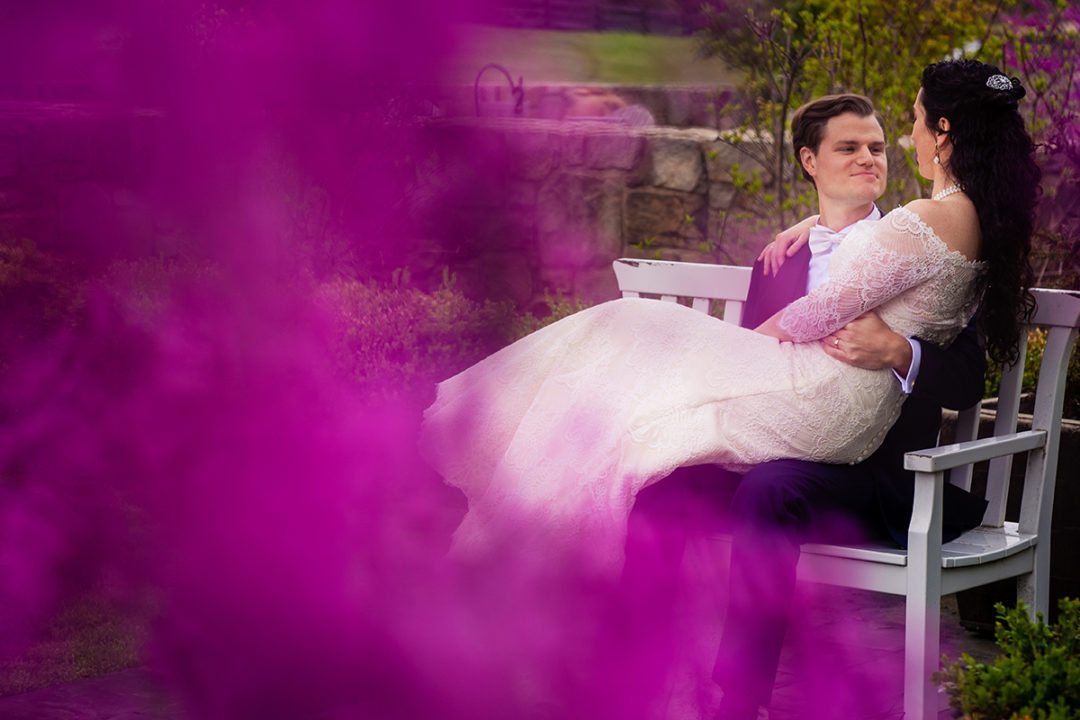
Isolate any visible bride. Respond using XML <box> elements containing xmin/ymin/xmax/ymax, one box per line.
<box><xmin>420</xmin><ymin>59</ymin><xmax>1040</xmax><ymax>571</ymax></box>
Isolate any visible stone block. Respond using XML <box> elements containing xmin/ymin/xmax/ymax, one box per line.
<box><xmin>705</xmin><ymin>139</ymin><xmax>769</xmax><ymax>184</ymax></box>
<box><xmin>622</xmin><ymin>246</ymin><xmax>713</xmax><ymax>264</ymax></box>
<box><xmin>648</xmin><ymin>135</ymin><xmax>704</xmax><ymax>192</ymax></box>
<box><xmin>709</xmin><ymin>181</ymin><xmax>737</xmax><ymax>209</ymax></box>
<box><xmin>91</xmin><ymin>120</ymin><xmax>133</xmax><ymax>183</ymax></box>
<box><xmin>56</xmin><ymin>180</ymin><xmax>115</xmax><ymax>234</ymax></box>
<box><xmin>508</xmin><ymin>179</ymin><xmax>539</xmax><ymax>208</ymax></box>
<box><xmin>0</xmin><ymin>137</ymin><xmax>17</xmax><ymax>178</ymax></box>
<box><xmin>573</xmin><ymin>265</ymin><xmax>621</xmax><ymax>304</ymax></box>
<box><xmin>476</xmin><ymin>251</ymin><xmax>536</xmax><ymax>306</ymax></box>
<box><xmin>665</xmin><ymin>88</ymin><xmax>695</xmax><ymax>128</ymax></box>
<box><xmin>530</xmin><ymin>88</ymin><xmax>567</xmax><ymax>120</ymax></box>
<box><xmin>0</xmin><ymin>184</ymin><xmax>27</xmax><ymax>211</ymax></box>
<box><xmin>508</xmin><ymin>128</ymin><xmax>559</xmax><ymax>181</ymax></box>
<box><xmin>584</xmin><ymin>131</ymin><xmax>643</xmax><ymax>170</ymax></box>
<box><xmin>632</xmin><ymin>86</ymin><xmax>669</xmax><ymax>126</ymax></box>
<box><xmin>537</xmin><ymin>172</ymin><xmax>623</xmax><ymax>267</ymax></box>
<box><xmin>468</xmin><ymin>210</ymin><xmax>535</xmax><ymax>255</ymax></box>
<box><xmin>443</xmin><ymin>123</ymin><xmax>510</xmax><ymax>172</ymax></box>
<box><xmin>625</xmin><ymin>188</ymin><xmax>706</xmax><ymax>249</ymax></box>
<box><xmin>562</xmin><ymin>131</ymin><xmax>587</xmax><ymax>166</ymax></box>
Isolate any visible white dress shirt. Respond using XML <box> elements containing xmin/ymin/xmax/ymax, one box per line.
<box><xmin>806</xmin><ymin>206</ymin><xmax>881</xmax><ymax>292</ymax></box>
<box><xmin>806</xmin><ymin>206</ymin><xmax>921</xmax><ymax>393</ymax></box>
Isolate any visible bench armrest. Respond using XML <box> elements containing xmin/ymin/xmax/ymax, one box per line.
<box><xmin>903</xmin><ymin>429</ymin><xmax>1047</xmax><ymax>473</ymax></box>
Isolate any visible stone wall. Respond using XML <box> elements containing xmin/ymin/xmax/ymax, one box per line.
<box><xmin>459</xmin><ymin>82</ymin><xmax>738</xmax><ymax>129</ymax></box>
<box><xmin>415</xmin><ymin>116</ymin><xmax>771</xmax><ymax>312</ymax></box>
<box><xmin>0</xmin><ymin>101</ymin><xmax>775</xmax><ymax>314</ymax></box>
<box><xmin>0</xmin><ymin>101</ymin><xmax>162</xmax><ymax>261</ymax></box>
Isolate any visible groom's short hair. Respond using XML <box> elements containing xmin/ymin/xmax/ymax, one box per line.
<box><xmin>792</xmin><ymin>94</ymin><xmax>886</xmax><ymax>183</ymax></box>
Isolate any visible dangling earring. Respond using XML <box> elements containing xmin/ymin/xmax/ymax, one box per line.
<box><xmin>933</xmin><ymin>147</ymin><xmax>940</xmax><ymax>165</ymax></box>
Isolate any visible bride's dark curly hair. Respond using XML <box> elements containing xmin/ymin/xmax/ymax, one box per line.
<box><xmin>920</xmin><ymin>59</ymin><xmax>1040</xmax><ymax>365</ymax></box>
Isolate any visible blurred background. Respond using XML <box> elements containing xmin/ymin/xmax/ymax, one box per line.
<box><xmin>0</xmin><ymin>1</ymin><xmax>1078</xmax><ymax>718</ymax></box>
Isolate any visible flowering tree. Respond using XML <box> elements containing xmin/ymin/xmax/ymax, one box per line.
<box><xmin>1000</xmin><ymin>0</ymin><xmax>1080</xmax><ymax>288</ymax></box>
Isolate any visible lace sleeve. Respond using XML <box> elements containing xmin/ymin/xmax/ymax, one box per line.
<box><xmin>778</xmin><ymin>208</ymin><xmax>944</xmax><ymax>342</ymax></box>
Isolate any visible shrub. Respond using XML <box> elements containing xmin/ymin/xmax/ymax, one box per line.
<box><xmin>934</xmin><ymin>598</ymin><xmax>1080</xmax><ymax>720</ymax></box>
<box><xmin>0</xmin><ymin>239</ymin><xmax>83</xmax><ymax>369</ymax></box>
<box><xmin>511</xmin><ymin>287</ymin><xmax>592</xmax><ymax>338</ymax></box>
<box><xmin>984</xmin><ymin>327</ymin><xmax>1080</xmax><ymax>420</ymax></box>
<box><xmin>98</xmin><ymin>254</ymin><xmax>223</xmax><ymax>326</ymax></box>
<box><xmin>317</xmin><ymin>272</ymin><xmax>589</xmax><ymax>406</ymax></box>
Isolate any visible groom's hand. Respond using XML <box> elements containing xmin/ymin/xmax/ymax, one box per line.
<box><xmin>823</xmin><ymin>312</ymin><xmax>912</xmax><ymax>375</ymax></box>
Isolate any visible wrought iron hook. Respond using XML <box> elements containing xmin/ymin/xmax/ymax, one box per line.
<box><xmin>474</xmin><ymin>63</ymin><xmax>524</xmax><ymax>118</ymax></box>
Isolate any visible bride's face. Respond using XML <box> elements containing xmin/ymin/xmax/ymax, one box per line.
<box><xmin>912</xmin><ymin>91</ymin><xmax>936</xmax><ymax>179</ymax></box>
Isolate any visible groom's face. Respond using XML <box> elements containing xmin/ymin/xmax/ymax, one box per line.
<box><xmin>800</xmin><ymin>112</ymin><xmax>887</xmax><ymax>209</ymax></box>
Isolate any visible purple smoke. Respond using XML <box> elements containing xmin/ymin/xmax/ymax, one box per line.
<box><xmin>0</xmin><ymin>2</ymin><xmax>918</xmax><ymax>718</ymax></box>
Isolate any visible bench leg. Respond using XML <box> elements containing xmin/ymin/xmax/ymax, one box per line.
<box><xmin>904</xmin><ymin>583</ymin><xmax>941</xmax><ymax>720</ymax></box>
<box><xmin>1017</xmin><ymin>547</ymin><xmax>1050</xmax><ymax>623</ymax></box>
<box><xmin>905</xmin><ymin>470</ymin><xmax>944</xmax><ymax>720</ymax></box>
<box><xmin>1018</xmin><ymin>443</ymin><xmax>1052</xmax><ymax>623</ymax></box>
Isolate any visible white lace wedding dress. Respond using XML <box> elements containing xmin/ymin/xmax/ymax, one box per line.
<box><xmin>420</xmin><ymin>207</ymin><xmax>985</xmax><ymax>571</ymax></box>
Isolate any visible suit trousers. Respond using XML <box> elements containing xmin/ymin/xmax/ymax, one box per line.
<box><xmin>711</xmin><ymin>460</ymin><xmax>886</xmax><ymax>712</ymax></box>
<box><xmin>623</xmin><ymin>459</ymin><xmax>888</xmax><ymax>715</ymax></box>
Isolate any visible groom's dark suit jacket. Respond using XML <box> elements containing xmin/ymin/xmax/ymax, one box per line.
<box><xmin>739</xmin><ymin>245</ymin><xmax>988</xmax><ymax>545</ymax></box>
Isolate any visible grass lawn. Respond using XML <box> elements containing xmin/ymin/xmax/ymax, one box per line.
<box><xmin>442</xmin><ymin>23</ymin><xmax>739</xmax><ymax>85</ymax></box>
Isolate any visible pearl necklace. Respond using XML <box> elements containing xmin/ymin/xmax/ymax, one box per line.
<box><xmin>933</xmin><ymin>184</ymin><xmax>962</xmax><ymax>201</ymax></box>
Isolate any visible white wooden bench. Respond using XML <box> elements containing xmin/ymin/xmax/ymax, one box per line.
<box><xmin>612</xmin><ymin>257</ymin><xmax>1080</xmax><ymax>720</ymax></box>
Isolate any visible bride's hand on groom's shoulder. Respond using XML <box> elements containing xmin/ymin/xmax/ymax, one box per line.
<box><xmin>758</xmin><ymin>215</ymin><xmax>817</xmax><ymax>276</ymax></box>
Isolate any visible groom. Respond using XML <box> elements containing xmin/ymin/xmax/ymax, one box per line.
<box><xmin>623</xmin><ymin>94</ymin><xmax>989</xmax><ymax>720</ymax></box>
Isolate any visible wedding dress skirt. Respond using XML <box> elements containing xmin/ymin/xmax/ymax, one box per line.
<box><xmin>421</xmin><ymin>298</ymin><xmax>901</xmax><ymax>570</ymax></box>
<box><xmin>420</xmin><ymin>207</ymin><xmax>984</xmax><ymax>571</ymax></box>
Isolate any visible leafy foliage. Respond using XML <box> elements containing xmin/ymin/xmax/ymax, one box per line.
<box><xmin>317</xmin><ymin>271</ymin><xmax>589</xmax><ymax>405</ymax></box>
<box><xmin>984</xmin><ymin>327</ymin><xmax>1080</xmax><ymax>420</ymax></box>
<box><xmin>934</xmin><ymin>598</ymin><xmax>1080</xmax><ymax>720</ymax></box>
<box><xmin>98</xmin><ymin>254</ymin><xmax>223</xmax><ymax>327</ymax></box>
<box><xmin>700</xmin><ymin>1</ymin><xmax>821</xmax><ymax>233</ymax></box>
<box><xmin>698</xmin><ymin>0</ymin><xmax>1010</xmax><ymax>239</ymax></box>
<box><xmin>0</xmin><ymin>239</ymin><xmax>84</xmax><ymax>371</ymax></box>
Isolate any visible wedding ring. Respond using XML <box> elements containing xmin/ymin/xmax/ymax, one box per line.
<box><xmin>833</xmin><ymin>338</ymin><xmax>840</xmax><ymax>347</ymax></box>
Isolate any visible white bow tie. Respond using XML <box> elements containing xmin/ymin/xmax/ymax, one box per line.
<box><xmin>807</xmin><ymin>224</ymin><xmax>848</xmax><ymax>256</ymax></box>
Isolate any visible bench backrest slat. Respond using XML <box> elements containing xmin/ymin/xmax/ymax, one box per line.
<box><xmin>612</xmin><ymin>259</ymin><xmax>752</xmax><ymax>326</ymax></box>
<box><xmin>984</xmin><ymin>331</ymin><xmax>1028</xmax><ymax>527</ymax></box>
<box><xmin>1020</xmin><ymin>319</ymin><xmax>1080</xmax><ymax>536</ymax></box>
<box><xmin>949</xmin><ymin>402</ymin><xmax>981</xmax><ymax>491</ymax></box>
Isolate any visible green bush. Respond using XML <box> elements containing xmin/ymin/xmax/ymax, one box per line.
<box><xmin>984</xmin><ymin>328</ymin><xmax>1080</xmax><ymax>420</ymax></box>
<box><xmin>317</xmin><ymin>272</ymin><xmax>589</xmax><ymax>405</ymax></box>
<box><xmin>510</xmin><ymin>287</ymin><xmax>592</xmax><ymax>338</ymax></box>
<box><xmin>0</xmin><ymin>239</ymin><xmax>83</xmax><ymax>368</ymax></box>
<box><xmin>934</xmin><ymin>598</ymin><xmax>1080</xmax><ymax>720</ymax></box>
<box><xmin>98</xmin><ymin>254</ymin><xmax>224</xmax><ymax>326</ymax></box>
